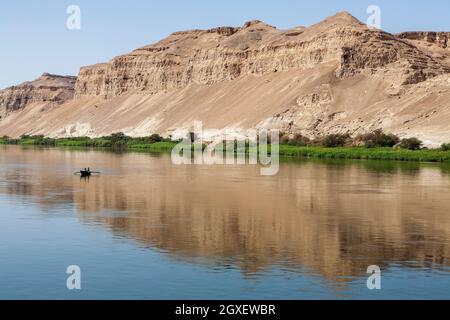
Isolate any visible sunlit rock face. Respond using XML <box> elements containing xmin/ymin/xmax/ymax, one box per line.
<box><xmin>74</xmin><ymin>13</ymin><xmax>448</xmax><ymax>99</ymax></box>
<box><xmin>0</xmin><ymin>73</ymin><xmax>76</xmax><ymax>118</ymax></box>
<box><xmin>397</xmin><ymin>32</ymin><xmax>450</xmax><ymax>49</ymax></box>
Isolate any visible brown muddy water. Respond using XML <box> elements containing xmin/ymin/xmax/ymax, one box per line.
<box><xmin>0</xmin><ymin>145</ymin><xmax>450</xmax><ymax>299</ymax></box>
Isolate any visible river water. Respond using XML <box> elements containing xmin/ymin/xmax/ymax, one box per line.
<box><xmin>0</xmin><ymin>145</ymin><xmax>449</xmax><ymax>299</ymax></box>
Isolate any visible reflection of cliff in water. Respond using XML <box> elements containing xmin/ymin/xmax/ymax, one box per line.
<box><xmin>0</xmin><ymin>147</ymin><xmax>75</xmax><ymax>208</ymax></box>
<box><xmin>73</xmin><ymin>157</ymin><xmax>450</xmax><ymax>280</ymax></box>
<box><xmin>1</xmin><ymin>146</ymin><xmax>450</xmax><ymax>280</ymax></box>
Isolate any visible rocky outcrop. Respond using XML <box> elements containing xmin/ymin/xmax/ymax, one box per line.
<box><xmin>0</xmin><ymin>73</ymin><xmax>76</xmax><ymax>119</ymax></box>
<box><xmin>74</xmin><ymin>12</ymin><xmax>450</xmax><ymax>99</ymax></box>
<box><xmin>397</xmin><ymin>32</ymin><xmax>450</xmax><ymax>49</ymax></box>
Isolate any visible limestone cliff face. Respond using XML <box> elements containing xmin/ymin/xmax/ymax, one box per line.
<box><xmin>74</xmin><ymin>12</ymin><xmax>449</xmax><ymax>99</ymax></box>
<box><xmin>0</xmin><ymin>73</ymin><xmax>76</xmax><ymax>119</ymax></box>
<box><xmin>397</xmin><ymin>32</ymin><xmax>450</xmax><ymax>49</ymax></box>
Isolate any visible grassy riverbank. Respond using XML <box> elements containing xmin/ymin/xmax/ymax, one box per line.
<box><xmin>278</xmin><ymin>145</ymin><xmax>450</xmax><ymax>162</ymax></box>
<box><xmin>2</xmin><ymin>134</ymin><xmax>450</xmax><ymax>163</ymax></box>
<box><xmin>0</xmin><ymin>134</ymin><xmax>178</xmax><ymax>153</ymax></box>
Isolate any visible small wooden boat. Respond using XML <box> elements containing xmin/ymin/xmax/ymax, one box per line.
<box><xmin>74</xmin><ymin>170</ymin><xmax>100</xmax><ymax>177</ymax></box>
<box><xmin>80</xmin><ymin>170</ymin><xmax>92</xmax><ymax>177</ymax></box>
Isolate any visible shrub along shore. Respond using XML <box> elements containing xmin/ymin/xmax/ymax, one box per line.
<box><xmin>1</xmin><ymin>131</ymin><xmax>450</xmax><ymax>163</ymax></box>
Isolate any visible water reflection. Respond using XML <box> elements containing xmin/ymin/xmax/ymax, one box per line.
<box><xmin>1</xmin><ymin>145</ymin><xmax>450</xmax><ymax>282</ymax></box>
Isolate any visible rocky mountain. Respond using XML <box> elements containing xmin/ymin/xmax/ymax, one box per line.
<box><xmin>1</xmin><ymin>12</ymin><xmax>450</xmax><ymax>146</ymax></box>
<box><xmin>397</xmin><ymin>31</ymin><xmax>450</xmax><ymax>67</ymax></box>
<box><xmin>74</xmin><ymin>13</ymin><xmax>448</xmax><ymax>98</ymax></box>
<box><xmin>0</xmin><ymin>73</ymin><xmax>76</xmax><ymax>120</ymax></box>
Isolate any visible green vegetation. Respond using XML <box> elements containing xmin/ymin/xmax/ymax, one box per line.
<box><xmin>398</xmin><ymin>137</ymin><xmax>423</xmax><ymax>151</ymax></box>
<box><xmin>272</xmin><ymin>131</ymin><xmax>449</xmax><ymax>162</ymax></box>
<box><xmin>322</xmin><ymin>133</ymin><xmax>351</xmax><ymax>148</ymax></box>
<box><xmin>0</xmin><ymin>133</ymin><xmax>177</xmax><ymax>152</ymax></box>
<box><xmin>1</xmin><ymin>131</ymin><xmax>450</xmax><ymax>163</ymax></box>
<box><xmin>282</xmin><ymin>133</ymin><xmax>311</xmax><ymax>146</ymax></box>
<box><xmin>357</xmin><ymin>129</ymin><xmax>400</xmax><ymax>148</ymax></box>
<box><xmin>277</xmin><ymin>145</ymin><xmax>450</xmax><ymax>162</ymax></box>
<box><xmin>441</xmin><ymin>142</ymin><xmax>450</xmax><ymax>151</ymax></box>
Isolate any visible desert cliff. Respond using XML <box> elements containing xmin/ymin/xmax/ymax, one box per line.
<box><xmin>0</xmin><ymin>73</ymin><xmax>76</xmax><ymax>120</ymax></box>
<box><xmin>0</xmin><ymin>12</ymin><xmax>449</xmax><ymax>146</ymax></box>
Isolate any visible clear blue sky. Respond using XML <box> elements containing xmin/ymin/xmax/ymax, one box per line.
<box><xmin>1</xmin><ymin>0</ymin><xmax>450</xmax><ymax>89</ymax></box>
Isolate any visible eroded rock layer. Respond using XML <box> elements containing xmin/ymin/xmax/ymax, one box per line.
<box><xmin>74</xmin><ymin>13</ymin><xmax>449</xmax><ymax>98</ymax></box>
<box><xmin>0</xmin><ymin>73</ymin><xmax>76</xmax><ymax>119</ymax></box>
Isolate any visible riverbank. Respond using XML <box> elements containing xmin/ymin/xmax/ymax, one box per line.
<box><xmin>2</xmin><ymin>135</ymin><xmax>450</xmax><ymax>163</ymax></box>
<box><xmin>278</xmin><ymin>145</ymin><xmax>450</xmax><ymax>162</ymax></box>
<box><xmin>0</xmin><ymin>134</ymin><xmax>177</xmax><ymax>153</ymax></box>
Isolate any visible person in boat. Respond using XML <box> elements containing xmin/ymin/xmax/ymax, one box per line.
<box><xmin>77</xmin><ymin>168</ymin><xmax>97</xmax><ymax>176</ymax></box>
<box><xmin>80</xmin><ymin>168</ymin><xmax>90</xmax><ymax>177</ymax></box>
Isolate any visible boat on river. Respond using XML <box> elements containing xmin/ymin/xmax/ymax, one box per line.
<box><xmin>74</xmin><ymin>169</ymin><xmax>100</xmax><ymax>177</ymax></box>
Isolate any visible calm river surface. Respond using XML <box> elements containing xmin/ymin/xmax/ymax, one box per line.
<box><xmin>0</xmin><ymin>145</ymin><xmax>450</xmax><ymax>299</ymax></box>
